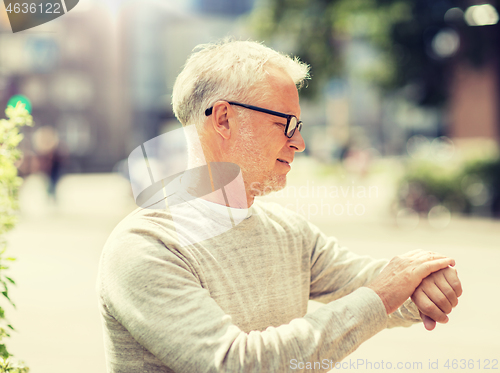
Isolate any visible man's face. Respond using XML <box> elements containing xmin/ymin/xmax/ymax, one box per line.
<box><xmin>230</xmin><ymin>69</ymin><xmax>306</xmax><ymax>197</ymax></box>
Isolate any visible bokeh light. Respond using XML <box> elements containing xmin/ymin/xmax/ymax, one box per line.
<box><xmin>406</xmin><ymin>135</ymin><xmax>431</xmax><ymax>159</ymax></box>
<box><xmin>444</xmin><ymin>7</ymin><xmax>464</xmax><ymax>22</ymax></box>
<box><xmin>428</xmin><ymin>204</ymin><xmax>451</xmax><ymax>229</ymax></box>
<box><xmin>7</xmin><ymin>94</ymin><xmax>32</xmax><ymax>113</ymax></box>
<box><xmin>432</xmin><ymin>29</ymin><xmax>460</xmax><ymax>58</ymax></box>
<box><xmin>464</xmin><ymin>4</ymin><xmax>499</xmax><ymax>26</ymax></box>
<box><xmin>396</xmin><ymin>207</ymin><xmax>420</xmax><ymax>229</ymax></box>
<box><xmin>430</xmin><ymin>136</ymin><xmax>455</xmax><ymax>161</ymax></box>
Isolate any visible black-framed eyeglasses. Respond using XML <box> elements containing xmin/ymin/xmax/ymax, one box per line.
<box><xmin>205</xmin><ymin>101</ymin><xmax>303</xmax><ymax>139</ymax></box>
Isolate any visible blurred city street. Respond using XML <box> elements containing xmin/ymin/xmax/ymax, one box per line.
<box><xmin>1</xmin><ymin>0</ymin><xmax>500</xmax><ymax>372</ymax></box>
<box><xmin>3</xmin><ymin>165</ymin><xmax>500</xmax><ymax>373</ymax></box>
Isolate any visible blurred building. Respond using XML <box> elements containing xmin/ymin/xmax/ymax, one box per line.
<box><xmin>445</xmin><ymin>3</ymin><xmax>500</xmax><ymax>144</ymax></box>
<box><xmin>0</xmin><ymin>2</ymin><xmax>128</xmax><ymax>173</ymax></box>
<box><xmin>448</xmin><ymin>62</ymin><xmax>499</xmax><ymax>141</ymax></box>
<box><xmin>122</xmin><ymin>0</ymin><xmax>255</xmax><ymax>153</ymax></box>
<box><xmin>0</xmin><ymin>0</ymin><xmax>255</xmax><ymax>175</ymax></box>
<box><xmin>192</xmin><ymin>0</ymin><xmax>255</xmax><ymax>16</ymax></box>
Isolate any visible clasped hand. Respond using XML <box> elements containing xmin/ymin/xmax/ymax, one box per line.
<box><xmin>412</xmin><ymin>265</ymin><xmax>462</xmax><ymax>330</ymax></box>
<box><xmin>367</xmin><ymin>250</ymin><xmax>462</xmax><ymax>331</ymax></box>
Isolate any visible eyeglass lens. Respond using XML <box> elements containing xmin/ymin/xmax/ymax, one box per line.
<box><xmin>287</xmin><ymin>117</ymin><xmax>298</xmax><ymax>137</ymax></box>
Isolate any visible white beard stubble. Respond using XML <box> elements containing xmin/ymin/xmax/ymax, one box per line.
<box><xmin>229</xmin><ymin>123</ymin><xmax>286</xmax><ymax>198</ymax></box>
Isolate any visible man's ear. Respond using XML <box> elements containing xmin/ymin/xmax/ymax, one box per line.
<box><xmin>211</xmin><ymin>101</ymin><xmax>234</xmax><ymax>140</ymax></box>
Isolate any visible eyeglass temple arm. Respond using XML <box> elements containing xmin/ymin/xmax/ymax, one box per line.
<box><xmin>205</xmin><ymin>102</ymin><xmax>291</xmax><ymax>119</ymax></box>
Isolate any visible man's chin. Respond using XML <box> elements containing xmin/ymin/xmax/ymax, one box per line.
<box><xmin>249</xmin><ymin>175</ymin><xmax>287</xmax><ymax>197</ymax></box>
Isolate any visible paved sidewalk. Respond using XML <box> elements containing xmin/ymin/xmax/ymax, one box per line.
<box><xmin>4</xmin><ymin>172</ymin><xmax>500</xmax><ymax>373</ymax></box>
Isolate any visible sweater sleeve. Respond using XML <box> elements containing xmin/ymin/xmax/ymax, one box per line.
<box><xmin>305</xmin><ymin>221</ymin><xmax>421</xmax><ymax>328</ymax></box>
<box><xmin>100</xmin><ymin>225</ymin><xmax>389</xmax><ymax>373</ymax></box>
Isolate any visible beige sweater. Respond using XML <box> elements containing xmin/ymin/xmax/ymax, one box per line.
<box><xmin>97</xmin><ymin>192</ymin><xmax>421</xmax><ymax>373</ymax></box>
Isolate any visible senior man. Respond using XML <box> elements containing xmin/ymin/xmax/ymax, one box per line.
<box><xmin>97</xmin><ymin>39</ymin><xmax>462</xmax><ymax>373</ymax></box>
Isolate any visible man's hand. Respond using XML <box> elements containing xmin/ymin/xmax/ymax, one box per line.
<box><xmin>367</xmin><ymin>250</ymin><xmax>455</xmax><ymax>315</ymax></box>
<box><xmin>411</xmin><ymin>266</ymin><xmax>462</xmax><ymax>331</ymax></box>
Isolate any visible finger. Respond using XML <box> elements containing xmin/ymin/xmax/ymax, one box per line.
<box><xmin>418</xmin><ymin>310</ymin><xmax>436</xmax><ymax>330</ymax></box>
<box><xmin>412</xmin><ymin>287</ymin><xmax>449</xmax><ymax>323</ymax></box>
<box><xmin>421</xmin><ymin>278</ymin><xmax>454</xmax><ymax>314</ymax></box>
<box><xmin>412</xmin><ymin>252</ymin><xmax>455</xmax><ymax>270</ymax></box>
<box><xmin>417</xmin><ymin>258</ymin><xmax>456</xmax><ymax>279</ymax></box>
<box><xmin>434</xmin><ymin>270</ymin><xmax>459</xmax><ymax>308</ymax></box>
<box><xmin>443</xmin><ymin>267</ymin><xmax>463</xmax><ymax>298</ymax></box>
<box><xmin>422</xmin><ymin>313</ymin><xmax>437</xmax><ymax>331</ymax></box>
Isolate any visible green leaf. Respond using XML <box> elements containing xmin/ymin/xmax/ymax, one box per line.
<box><xmin>1</xmin><ymin>292</ymin><xmax>15</xmax><ymax>308</ymax></box>
<box><xmin>0</xmin><ymin>344</ymin><xmax>10</xmax><ymax>359</ymax></box>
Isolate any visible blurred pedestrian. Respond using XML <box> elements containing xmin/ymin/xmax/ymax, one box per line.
<box><xmin>32</xmin><ymin>125</ymin><xmax>67</xmax><ymax>200</ymax></box>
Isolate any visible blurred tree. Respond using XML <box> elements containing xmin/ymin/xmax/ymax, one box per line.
<box><xmin>249</xmin><ymin>0</ymin><xmax>500</xmax><ymax>105</ymax></box>
<box><xmin>0</xmin><ymin>102</ymin><xmax>32</xmax><ymax>373</ymax></box>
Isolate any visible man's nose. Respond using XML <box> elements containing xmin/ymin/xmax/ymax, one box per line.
<box><xmin>288</xmin><ymin>129</ymin><xmax>306</xmax><ymax>153</ymax></box>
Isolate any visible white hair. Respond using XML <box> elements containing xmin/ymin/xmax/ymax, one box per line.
<box><xmin>172</xmin><ymin>38</ymin><xmax>310</xmax><ymax>127</ymax></box>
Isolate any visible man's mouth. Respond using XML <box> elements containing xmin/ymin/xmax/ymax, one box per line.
<box><xmin>277</xmin><ymin>158</ymin><xmax>290</xmax><ymax>165</ymax></box>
